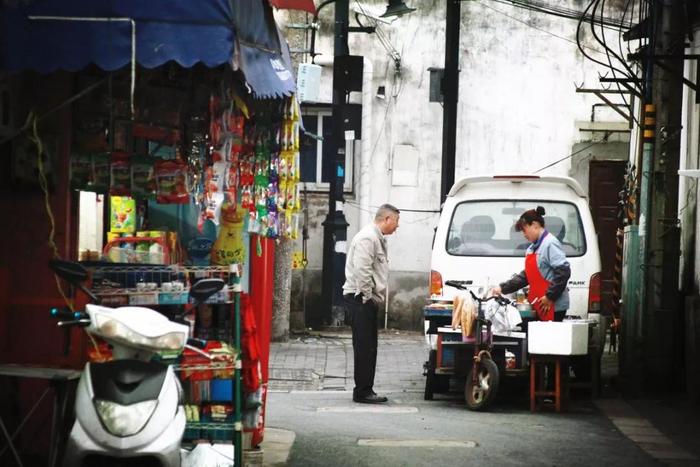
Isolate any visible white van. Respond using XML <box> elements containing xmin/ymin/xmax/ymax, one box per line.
<box><xmin>430</xmin><ymin>175</ymin><xmax>602</xmax><ymax>318</ymax></box>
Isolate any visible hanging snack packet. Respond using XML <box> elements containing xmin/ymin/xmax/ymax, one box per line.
<box><xmin>131</xmin><ymin>155</ymin><xmax>155</xmax><ymax>198</ymax></box>
<box><xmin>265</xmin><ymin>211</ymin><xmax>279</xmax><ymax>239</ymax></box>
<box><xmin>110</xmin><ymin>196</ymin><xmax>136</xmax><ymax>233</ymax></box>
<box><xmin>229</xmin><ymin>114</ymin><xmax>245</xmax><ymax>156</ymax></box>
<box><xmin>204</xmin><ymin>191</ymin><xmax>225</xmax><ymax>224</ymax></box>
<box><xmin>70</xmin><ymin>153</ymin><xmax>93</xmax><ymax>191</ymax></box>
<box><xmin>110</xmin><ymin>152</ymin><xmax>131</xmax><ymax>196</ymax></box>
<box><xmin>155</xmin><ymin>160</ymin><xmax>189</xmax><ymax>204</ymax></box>
<box><xmin>224</xmin><ymin>163</ymin><xmax>238</xmax><ymax>205</ymax></box>
<box><xmin>206</xmin><ymin>161</ymin><xmax>228</xmax><ymax>194</ymax></box>
<box><xmin>91</xmin><ymin>153</ymin><xmax>111</xmax><ymax>194</ymax></box>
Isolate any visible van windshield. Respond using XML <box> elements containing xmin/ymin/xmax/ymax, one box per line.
<box><xmin>446</xmin><ymin>201</ymin><xmax>586</xmax><ymax>257</ymax></box>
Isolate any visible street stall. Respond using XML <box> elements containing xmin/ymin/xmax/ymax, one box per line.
<box><xmin>0</xmin><ymin>0</ymin><xmax>305</xmax><ymax>465</ymax></box>
<box><xmin>423</xmin><ymin>284</ymin><xmax>602</xmax><ymax>412</ymax></box>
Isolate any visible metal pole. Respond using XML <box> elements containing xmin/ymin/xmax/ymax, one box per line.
<box><xmin>321</xmin><ymin>0</ymin><xmax>350</xmax><ymax>326</ymax></box>
<box><xmin>632</xmin><ymin>0</ymin><xmax>684</xmax><ymax>390</ymax></box>
<box><xmin>232</xmin><ymin>269</ymin><xmax>242</xmax><ymax>467</ymax></box>
<box><xmin>440</xmin><ymin>0</ymin><xmax>460</xmax><ymax>204</ymax></box>
<box><xmin>384</xmin><ymin>277</ymin><xmax>389</xmax><ymax>330</ymax></box>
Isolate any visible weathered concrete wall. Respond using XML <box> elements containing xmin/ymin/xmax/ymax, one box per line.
<box><xmin>276</xmin><ymin>1</ymin><xmax>629</xmax><ymax>329</ymax></box>
<box><xmin>272</xmin><ymin>238</ymin><xmax>292</xmax><ymax>341</ymax></box>
<box><xmin>292</xmin><ymin>267</ymin><xmax>429</xmax><ymax>331</ymax></box>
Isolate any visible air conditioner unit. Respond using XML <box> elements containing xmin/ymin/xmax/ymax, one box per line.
<box><xmin>297</xmin><ymin>63</ymin><xmax>322</xmax><ymax>103</ymax></box>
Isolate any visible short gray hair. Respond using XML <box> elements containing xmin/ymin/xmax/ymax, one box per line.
<box><xmin>375</xmin><ymin>203</ymin><xmax>400</xmax><ymax>221</ymax></box>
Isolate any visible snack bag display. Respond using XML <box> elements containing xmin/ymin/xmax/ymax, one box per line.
<box><xmin>70</xmin><ymin>153</ymin><xmax>93</xmax><ymax>191</ymax></box>
<box><xmin>131</xmin><ymin>155</ymin><xmax>156</xmax><ymax>198</ymax></box>
<box><xmin>155</xmin><ymin>160</ymin><xmax>189</xmax><ymax>204</ymax></box>
<box><xmin>92</xmin><ymin>153</ymin><xmax>111</xmax><ymax>193</ymax></box>
<box><xmin>110</xmin><ymin>196</ymin><xmax>136</xmax><ymax>233</ymax></box>
<box><xmin>110</xmin><ymin>152</ymin><xmax>131</xmax><ymax>196</ymax></box>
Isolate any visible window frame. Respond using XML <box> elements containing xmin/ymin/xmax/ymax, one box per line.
<box><xmin>300</xmin><ymin>104</ymin><xmax>353</xmax><ymax>193</ymax></box>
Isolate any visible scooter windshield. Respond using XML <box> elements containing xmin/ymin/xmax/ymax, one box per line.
<box><xmin>87</xmin><ymin>304</ymin><xmax>189</xmax><ymax>351</ymax></box>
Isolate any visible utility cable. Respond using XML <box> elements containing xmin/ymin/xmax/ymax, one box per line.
<box><xmin>479</xmin><ymin>2</ymin><xmax>608</xmax><ymax>57</ymax></box>
<box><xmin>599</xmin><ymin>0</ymin><xmax>641</xmax><ymax>126</ymax></box>
<box><xmin>533</xmin><ymin>133</ymin><xmax>611</xmax><ymax>173</ymax></box>
<box><xmin>488</xmin><ymin>0</ymin><xmax>633</xmax><ymax>29</ymax></box>
<box><xmin>345</xmin><ymin>200</ymin><xmax>440</xmax><ymax>213</ymax></box>
<box><xmin>30</xmin><ymin>111</ymin><xmax>103</xmax><ymax>356</ymax></box>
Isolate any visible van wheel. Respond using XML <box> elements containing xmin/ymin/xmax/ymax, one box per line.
<box><xmin>465</xmin><ymin>357</ymin><xmax>499</xmax><ymax>411</ymax></box>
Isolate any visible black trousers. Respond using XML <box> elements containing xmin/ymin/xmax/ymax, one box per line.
<box><xmin>344</xmin><ymin>294</ymin><xmax>378</xmax><ymax>397</ymax></box>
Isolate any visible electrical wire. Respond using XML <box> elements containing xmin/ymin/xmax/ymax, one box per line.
<box><xmin>599</xmin><ymin>0</ymin><xmax>641</xmax><ymax>126</ymax></box>
<box><xmin>488</xmin><ymin>0</ymin><xmax>634</xmax><ymax>29</ymax></box>
<box><xmin>576</xmin><ymin>0</ymin><xmax>639</xmax><ymax>84</ymax></box>
<box><xmin>478</xmin><ymin>2</ymin><xmax>608</xmax><ymax>57</ymax></box>
<box><xmin>345</xmin><ymin>200</ymin><xmax>440</xmax><ymax>214</ymax></box>
<box><xmin>592</xmin><ymin>0</ymin><xmax>641</xmax><ymax>87</ymax></box>
<box><xmin>533</xmin><ymin>132</ymin><xmax>611</xmax><ymax>173</ymax></box>
<box><xmin>30</xmin><ymin>111</ymin><xmax>104</xmax><ymax>357</ymax></box>
<box><xmin>369</xmin><ymin>62</ymin><xmax>398</xmax><ymax>160</ymax></box>
<box><xmin>353</xmin><ymin>1</ymin><xmax>402</xmax><ymax>68</ymax></box>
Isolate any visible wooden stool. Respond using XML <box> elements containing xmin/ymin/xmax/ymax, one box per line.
<box><xmin>529</xmin><ymin>354</ymin><xmax>569</xmax><ymax>412</ymax></box>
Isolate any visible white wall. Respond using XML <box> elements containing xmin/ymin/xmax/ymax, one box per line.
<box><xmin>78</xmin><ymin>191</ymin><xmax>104</xmax><ymax>256</ymax></box>
<box><xmin>278</xmin><ymin>1</ymin><xmax>630</xmax><ymax>326</ymax></box>
<box><xmin>679</xmin><ymin>33</ymin><xmax>700</xmax><ymax>291</ymax></box>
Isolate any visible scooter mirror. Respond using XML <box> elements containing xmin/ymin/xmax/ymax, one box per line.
<box><xmin>190</xmin><ymin>278</ymin><xmax>225</xmax><ymax>304</ymax></box>
<box><xmin>49</xmin><ymin>259</ymin><xmax>88</xmax><ymax>284</ymax></box>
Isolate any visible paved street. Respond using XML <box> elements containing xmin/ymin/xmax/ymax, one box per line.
<box><xmin>262</xmin><ymin>330</ymin><xmax>700</xmax><ymax>467</ymax></box>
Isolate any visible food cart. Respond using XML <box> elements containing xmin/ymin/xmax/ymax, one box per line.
<box><xmin>423</xmin><ymin>294</ymin><xmax>604</xmax><ymax>410</ymax></box>
<box><xmin>423</xmin><ymin>296</ymin><xmax>528</xmax><ymax>409</ymax></box>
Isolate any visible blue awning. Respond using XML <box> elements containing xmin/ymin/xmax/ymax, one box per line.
<box><xmin>233</xmin><ymin>0</ymin><xmax>296</xmax><ymax>98</ymax></box>
<box><xmin>0</xmin><ymin>0</ymin><xmax>295</xmax><ymax>98</ymax></box>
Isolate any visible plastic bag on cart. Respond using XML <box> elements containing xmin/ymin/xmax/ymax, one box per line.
<box><xmin>182</xmin><ymin>443</ymin><xmax>234</xmax><ymax>467</ymax></box>
<box><xmin>484</xmin><ymin>300</ymin><xmax>522</xmax><ymax>334</ymax></box>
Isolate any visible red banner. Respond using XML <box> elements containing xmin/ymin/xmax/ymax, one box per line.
<box><xmin>269</xmin><ymin>0</ymin><xmax>316</xmax><ymax>15</ymax></box>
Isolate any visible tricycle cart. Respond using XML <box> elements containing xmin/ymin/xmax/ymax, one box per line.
<box><xmin>423</xmin><ymin>292</ymin><xmax>605</xmax><ymax>410</ymax></box>
<box><xmin>423</xmin><ymin>287</ymin><xmax>528</xmax><ymax>411</ymax></box>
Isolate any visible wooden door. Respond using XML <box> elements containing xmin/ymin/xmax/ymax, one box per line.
<box><xmin>589</xmin><ymin>160</ymin><xmax>626</xmax><ymax>316</ymax></box>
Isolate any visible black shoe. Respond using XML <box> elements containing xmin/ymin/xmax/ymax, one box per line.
<box><xmin>353</xmin><ymin>394</ymin><xmax>388</xmax><ymax>404</ymax></box>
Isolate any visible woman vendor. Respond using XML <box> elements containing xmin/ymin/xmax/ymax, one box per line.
<box><xmin>491</xmin><ymin>206</ymin><xmax>571</xmax><ymax>322</ymax></box>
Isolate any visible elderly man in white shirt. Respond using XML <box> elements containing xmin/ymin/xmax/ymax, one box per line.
<box><xmin>343</xmin><ymin>204</ymin><xmax>400</xmax><ymax>404</ymax></box>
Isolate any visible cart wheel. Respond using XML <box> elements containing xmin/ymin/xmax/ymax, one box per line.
<box><xmin>465</xmin><ymin>357</ymin><xmax>500</xmax><ymax>411</ymax></box>
<box><xmin>424</xmin><ymin>350</ymin><xmax>437</xmax><ymax>400</ymax></box>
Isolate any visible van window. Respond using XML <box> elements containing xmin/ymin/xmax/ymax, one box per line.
<box><xmin>446</xmin><ymin>200</ymin><xmax>586</xmax><ymax>257</ymax></box>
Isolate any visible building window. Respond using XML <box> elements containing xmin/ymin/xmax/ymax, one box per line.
<box><xmin>300</xmin><ymin>106</ymin><xmax>352</xmax><ymax>191</ymax></box>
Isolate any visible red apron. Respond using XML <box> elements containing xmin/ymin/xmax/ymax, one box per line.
<box><xmin>525</xmin><ymin>236</ymin><xmax>554</xmax><ymax>321</ymax></box>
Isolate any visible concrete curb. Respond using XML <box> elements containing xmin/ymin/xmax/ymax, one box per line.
<box><xmin>260</xmin><ymin>427</ymin><xmax>296</xmax><ymax>467</ymax></box>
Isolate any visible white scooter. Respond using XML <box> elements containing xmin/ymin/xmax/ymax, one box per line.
<box><xmin>49</xmin><ymin>260</ymin><xmax>224</xmax><ymax>467</ymax></box>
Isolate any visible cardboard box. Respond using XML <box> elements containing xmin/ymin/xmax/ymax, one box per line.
<box><xmin>527</xmin><ymin>321</ymin><xmax>589</xmax><ymax>355</ymax></box>
<box><xmin>129</xmin><ymin>292</ymin><xmax>159</xmax><ymax>306</ymax></box>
